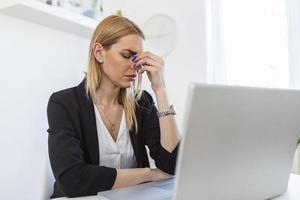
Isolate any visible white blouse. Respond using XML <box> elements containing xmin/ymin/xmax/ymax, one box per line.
<box><xmin>94</xmin><ymin>104</ymin><xmax>137</xmax><ymax>169</ymax></box>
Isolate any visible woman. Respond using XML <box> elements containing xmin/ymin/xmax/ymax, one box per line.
<box><xmin>47</xmin><ymin>15</ymin><xmax>180</xmax><ymax>198</ymax></box>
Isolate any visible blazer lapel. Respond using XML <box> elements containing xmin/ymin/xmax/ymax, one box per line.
<box><xmin>74</xmin><ymin>79</ymin><xmax>100</xmax><ymax>165</ymax></box>
<box><xmin>129</xmin><ymin>127</ymin><xmax>141</xmax><ymax>167</ymax></box>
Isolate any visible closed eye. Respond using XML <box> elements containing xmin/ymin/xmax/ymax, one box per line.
<box><xmin>121</xmin><ymin>53</ymin><xmax>131</xmax><ymax>59</ymax></box>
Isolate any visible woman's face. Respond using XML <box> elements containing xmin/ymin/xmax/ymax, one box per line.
<box><xmin>98</xmin><ymin>34</ymin><xmax>143</xmax><ymax>88</ymax></box>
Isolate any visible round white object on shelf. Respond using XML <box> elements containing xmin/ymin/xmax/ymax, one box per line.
<box><xmin>143</xmin><ymin>14</ymin><xmax>178</xmax><ymax>57</ymax></box>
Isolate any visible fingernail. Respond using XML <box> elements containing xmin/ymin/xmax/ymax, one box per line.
<box><xmin>131</xmin><ymin>55</ymin><xmax>137</xmax><ymax>61</ymax></box>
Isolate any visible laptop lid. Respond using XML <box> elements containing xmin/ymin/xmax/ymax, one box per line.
<box><xmin>174</xmin><ymin>83</ymin><xmax>300</xmax><ymax>200</ymax></box>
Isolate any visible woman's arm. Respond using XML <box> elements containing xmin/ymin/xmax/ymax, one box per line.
<box><xmin>134</xmin><ymin>51</ymin><xmax>180</xmax><ymax>153</ymax></box>
<box><xmin>112</xmin><ymin>168</ymin><xmax>151</xmax><ymax>189</ymax></box>
<box><xmin>153</xmin><ymin>87</ymin><xmax>180</xmax><ymax>153</ymax></box>
<box><xmin>112</xmin><ymin>168</ymin><xmax>171</xmax><ymax>189</ymax></box>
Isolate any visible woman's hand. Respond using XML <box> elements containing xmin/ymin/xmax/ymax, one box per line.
<box><xmin>132</xmin><ymin>51</ymin><xmax>166</xmax><ymax>92</ymax></box>
<box><xmin>149</xmin><ymin>168</ymin><xmax>172</xmax><ymax>182</ymax></box>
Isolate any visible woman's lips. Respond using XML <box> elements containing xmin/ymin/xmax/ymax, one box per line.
<box><xmin>125</xmin><ymin>74</ymin><xmax>137</xmax><ymax>78</ymax></box>
<box><xmin>125</xmin><ymin>74</ymin><xmax>136</xmax><ymax>81</ymax></box>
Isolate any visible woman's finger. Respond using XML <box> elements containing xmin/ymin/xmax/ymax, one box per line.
<box><xmin>134</xmin><ymin>57</ymin><xmax>162</xmax><ymax>70</ymax></box>
<box><xmin>134</xmin><ymin>51</ymin><xmax>164</xmax><ymax>66</ymax></box>
<box><xmin>138</xmin><ymin>64</ymin><xmax>156</xmax><ymax>74</ymax></box>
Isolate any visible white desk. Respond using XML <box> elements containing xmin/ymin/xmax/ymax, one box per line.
<box><xmin>272</xmin><ymin>174</ymin><xmax>300</xmax><ymax>200</ymax></box>
<box><xmin>54</xmin><ymin>174</ymin><xmax>300</xmax><ymax>200</ymax></box>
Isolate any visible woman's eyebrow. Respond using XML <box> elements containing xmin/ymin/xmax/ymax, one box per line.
<box><xmin>123</xmin><ymin>49</ymin><xmax>138</xmax><ymax>55</ymax></box>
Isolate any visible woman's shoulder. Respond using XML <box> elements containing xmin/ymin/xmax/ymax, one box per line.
<box><xmin>49</xmin><ymin>79</ymin><xmax>87</xmax><ymax>104</ymax></box>
<box><xmin>49</xmin><ymin>86</ymin><xmax>76</xmax><ymax>103</ymax></box>
<box><xmin>49</xmin><ymin>79</ymin><xmax>85</xmax><ymax>101</ymax></box>
<box><xmin>48</xmin><ymin>82</ymin><xmax>83</xmax><ymax>109</ymax></box>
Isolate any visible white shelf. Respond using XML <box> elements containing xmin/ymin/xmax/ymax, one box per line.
<box><xmin>0</xmin><ymin>0</ymin><xmax>99</xmax><ymax>38</ymax></box>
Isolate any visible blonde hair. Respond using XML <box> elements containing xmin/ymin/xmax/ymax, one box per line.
<box><xmin>85</xmin><ymin>15</ymin><xmax>145</xmax><ymax>133</ymax></box>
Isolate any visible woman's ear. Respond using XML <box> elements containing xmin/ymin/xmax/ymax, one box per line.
<box><xmin>93</xmin><ymin>42</ymin><xmax>104</xmax><ymax>62</ymax></box>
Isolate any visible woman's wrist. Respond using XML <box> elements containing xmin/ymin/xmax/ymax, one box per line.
<box><xmin>153</xmin><ymin>87</ymin><xmax>171</xmax><ymax>112</ymax></box>
<box><xmin>144</xmin><ymin>167</ymin><xmax>153</xmax><ymax>182</ymax></box>
<box><xmin>148</xmin><ymin>168</ymin><xmax>172</xmax><ymax>182</ymax></box>
<box><xmin>146</xmin><ymin>168</ymin><xmax>162</xmax><ymax>182</ymax></box>
<box><xmin>152</xmin><ymin>85</ymin><xmax>166</xmax><ymax>95</ymax></box>
<box><xmin>148</xmin><ymin>168</ymin><xmax>156</xmax><ymax>182</ymax></box>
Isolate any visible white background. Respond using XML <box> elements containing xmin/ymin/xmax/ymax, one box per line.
<box><xmin>0</xmin><ymin>0</ymin><xmax>209</xmax><ymax>199</ymax></box>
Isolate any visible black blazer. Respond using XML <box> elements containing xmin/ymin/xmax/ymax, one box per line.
<box><xmin>47</xmin><ymin>79</ymin><xmax>179</xmax><ymax>198</ymax></box>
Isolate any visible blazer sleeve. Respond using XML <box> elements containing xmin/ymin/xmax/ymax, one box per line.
<box><xmin>47</xmin><ymin>94</ymin><xmax>117</xmax><ymax>198</ymax></box>
<box><xmin>141</xmin><ymin>91</ymin><xmax>180</xmax><ymax>175</ymax></box>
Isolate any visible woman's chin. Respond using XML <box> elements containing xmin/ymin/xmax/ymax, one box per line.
<box><xmin>115</xmin><ymin>82</ymin><xmax>132</xmax><ymax>89</ymax></box>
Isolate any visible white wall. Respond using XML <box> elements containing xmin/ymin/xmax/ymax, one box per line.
<box><xmin>286</xmin><ymin>0</ymin><xmax>300</xmax><ymax>89</ymax></box>
<box><xmin>0</xmin><ymin>14</ymin><xmax>90</xmax><ymax>200</ymax></box>
<box><xmin>0</xmin><ymin>0</ymin><xmax>207</xmax><ymax>199</ymax></box>
<box><xmin>109</xmin><ymin>0</ymin><xmax>208</xmax><ymax>130</ymax></box>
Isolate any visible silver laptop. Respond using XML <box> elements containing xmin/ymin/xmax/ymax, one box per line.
<box><xmin>98</xmin><ymin>83</ymin><xmax>300</xmax><ymax>200</ymax></box>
